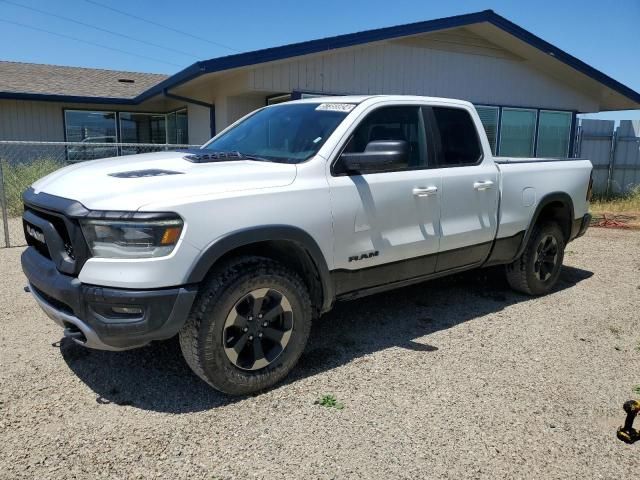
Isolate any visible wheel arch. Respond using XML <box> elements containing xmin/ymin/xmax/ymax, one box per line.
<box><xmin>515</xmin><ymin>192</ymin><xmax>575</xmax><ymax>260</ymax></box>
<box><xmin>186</xmin><ymin>225</ymin><xmax>334</xmax><ymax>314</ymax></box>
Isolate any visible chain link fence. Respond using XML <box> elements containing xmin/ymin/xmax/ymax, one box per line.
<box><xmin>0</xmin><ymin>141</ymin><xmax>200</xmax><ymax>248</ymax></box>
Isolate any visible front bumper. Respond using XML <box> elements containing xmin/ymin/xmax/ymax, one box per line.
<box><xmin>21</xmin><ymin>247</ymin><xmax>197</xmax><ymax>350</ymax></box>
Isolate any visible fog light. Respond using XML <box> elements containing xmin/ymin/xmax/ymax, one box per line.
<box><xmin>111</xmin><ymin>306</ymin><xmax>143</xmax><ymax>315</ymax></box>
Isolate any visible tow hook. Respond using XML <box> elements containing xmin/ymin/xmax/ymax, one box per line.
<box><xmin>617</xmin><ymin>400</ymin><xmax>640</xmax><ymax>444</ymax></box>
<box><xmin>24</xmin><ymin>285</ymin><xmax>30</xmax><ymax>293</ymax></box>
<box><xmin>63</xmin><ymin>327</ymin><xmax>85</xmax><ymax>341</ymax></box>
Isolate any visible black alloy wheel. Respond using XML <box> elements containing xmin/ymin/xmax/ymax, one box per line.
<box><xmin>533</xmin><ymin>234</ymin><xmax>559</xmax><ymax>282</ymax></box>
<box><xmin>222</xmin><ymin>288</ymin><xmax>294</xmax><ymax>371</ymax></box>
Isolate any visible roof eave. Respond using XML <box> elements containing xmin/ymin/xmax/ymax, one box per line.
<box><xmin>485</xmin><ymin>13</ymin><xmax>640</xmax><ymax>107</ymax></box>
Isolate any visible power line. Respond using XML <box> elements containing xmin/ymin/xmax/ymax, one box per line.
<box><xmin>83</xmin><ymin>0</ymin><xmax>239</xmax><ymax>53</ymax></box>
<box><xmin>0</xmin><ymin>0</ymin><xmax>200</xmax><ymax>59</ymax></box>
<box><xmin>0</xmin><ymin>18</ymin><xmax>184</xmax><ymax>68</ymax></box>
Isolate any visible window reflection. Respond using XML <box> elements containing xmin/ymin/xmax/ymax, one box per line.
<box><xmin>64</xmin><ymin>108</ymin><xmax>190</xmax><ymax>160</ymax></box>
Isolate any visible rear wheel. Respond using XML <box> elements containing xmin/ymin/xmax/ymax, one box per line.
<box><xmin>506</xmin><ymin>222</ymin><xmax>565</xmax><ymax>295</ymax></box>
<box><xmin>179</xmin><ymin>256</ymin><xmax>312</xmax><ymax>395</ymax></box>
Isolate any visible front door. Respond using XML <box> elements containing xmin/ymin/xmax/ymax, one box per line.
<box><xmin>327</xmin><ymin>105</ymin><xmax>442</xmax><ymax>294</ymax></box>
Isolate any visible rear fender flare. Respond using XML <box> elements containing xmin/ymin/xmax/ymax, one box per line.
<box><xmin>514</xmin><ymin>192</ymin><xmax>575</xmax><ymax>259</ymax></box>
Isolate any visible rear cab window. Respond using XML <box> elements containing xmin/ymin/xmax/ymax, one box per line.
<box><xmin>424</xmin><ymin>106</ymin><xmax>484</xmax><ymax>167</ymax></box>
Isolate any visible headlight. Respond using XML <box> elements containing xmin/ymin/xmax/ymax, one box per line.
<box><xmin>80</xmin><ymin>217</ymin><xmax>183</xmax><ymax>259</ymax></box>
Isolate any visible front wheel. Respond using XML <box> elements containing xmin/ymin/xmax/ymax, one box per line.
<box><xmin>179</xmin><ymin>256</ymin><xmax>312</xmax><ymax>395</ymax></box>
<box><xmin>506</xmin><ymin>222</ymin><xmax>566</xmax><ymax>295</ymax></box>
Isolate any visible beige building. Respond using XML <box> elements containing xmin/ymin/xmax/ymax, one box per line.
<box><xmin>1</xmin><ymin>9</ymin><xmax>639</xmax><ymax>158</ymax></box>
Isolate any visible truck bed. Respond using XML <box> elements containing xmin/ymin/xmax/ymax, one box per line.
<box><xmin>494</xmin><ymin>157</ymin><xmax>592</xmax><ymax>239</ymax></box>
<box><xmin>494</xmin><ymin>156</ymin><xmax>589</xmax><ymax>164</ymax></box>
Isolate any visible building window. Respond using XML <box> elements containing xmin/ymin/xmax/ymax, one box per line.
<box><xmin>499</xmin><ymin>108</ymin><xmax>537</xmax><ymax>157</ymax></box>
<box><xmin>167</xmin><ymin>109</ymin><xmax>188</xmax><ymax>144</ymax></box>
<box><xmin>268</xmin><ymin>91</ymin><xmax>334</xmax><ymax>105</ymax></box>
<box><xmin>64</xmin><ymin>110</ymin><xmax>118</xmax><ymax>160</ymax></box>
<box><xmin>64</xmin><ymin>110</ymin><xmax>117</xmax><ymax>143</ymax></box>
<box><xmin>536</xmin><ymin>110</ymin><xmax>572</xmax><ymax>158</ymax></box>
<box><xmin>475</xmin><ymin>106</ymin><xmax>499</xmax><ymax>155</ymax></box>
<box><xmin>64</xmin><ymin>108</ymin><xmax>190</xmax><ymax>160</ymax></box>
<box><xmin>65</xmin><ymin>109</ymin><xmax>189</xmax><ymax>146</ymax></box>
<box><xmin>267</xmin><ymin>94</ymin><xmax>292</xmax><ymax>105</ymax></box>
<box><xmin>119</xmin><ymin>112</ymin><xmax>167</xmax><ymax>144</ymax></box>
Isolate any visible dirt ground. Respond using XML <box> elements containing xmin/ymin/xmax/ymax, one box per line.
<box><xmin>1</xmin><ymin>228</ymin><xmax>639</xmax><ymax>479</ymax></box>
<box><xmin>590</xmin><ymin>212</ymin><xmax>640</xmax><ymax>229</ymax></box>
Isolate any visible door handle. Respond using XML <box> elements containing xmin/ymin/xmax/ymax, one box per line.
<box><xmin>412</xmin><ymin>186</ymin><xmax>438</xmax><ymax>197</ymax></box>
<box><xmin>473</xmin><ymin>180</ymin><xmax>494</xmax><ymax>191</ymax></box>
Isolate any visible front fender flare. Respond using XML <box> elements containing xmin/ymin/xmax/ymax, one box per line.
<box><xmin>186</xmin><ymin>225</ymin><xmax>334</xmax><ymax>312</ymax></box>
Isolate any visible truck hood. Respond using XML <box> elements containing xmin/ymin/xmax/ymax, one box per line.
<box><xmin>31</xmin><ymin>151</ymin><xmax>297</xmax><ymax>211</ymax></box>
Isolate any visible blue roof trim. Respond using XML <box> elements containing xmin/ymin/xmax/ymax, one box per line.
<box><xmin>2</xmin><ymin>10</ymin><xmax>639</xmax><ymax>106</ymax></box>
<box><xmin>0</xmin><ymin>91</ymin><xmax>138</xmax><ymax>104</ymax></box>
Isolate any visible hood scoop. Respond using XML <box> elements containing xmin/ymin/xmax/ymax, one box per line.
<box><xmin>108</xmin><ymin>169</ymin><xmax>184</xmax><ymax>178</ymax></box>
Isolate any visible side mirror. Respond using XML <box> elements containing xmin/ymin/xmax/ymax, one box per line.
<box><xmin>340</xmin><ymin>140</ymin><xmax>409</xmax><ymax>174</ymax></box>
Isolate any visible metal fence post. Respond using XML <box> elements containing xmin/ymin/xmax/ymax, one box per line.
<box><xmin>0</xmin><ymin>159</ymin><xmax>11</xmax><ymax>248</ymax></box>
<box><xmin>605</xmin><ymin>128</ymin><xmax>619</xmax><ymax>197</ymax></box>
<box><xmin>574</xmin><ymin>124</ymin><xmax>583</xmax><ymax>158</ymax></box>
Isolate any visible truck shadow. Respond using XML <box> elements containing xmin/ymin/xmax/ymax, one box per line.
<box><xmin>59</xmin><ymin>265</ymin><xmax>592</xmax><ymax>413</ymax></box>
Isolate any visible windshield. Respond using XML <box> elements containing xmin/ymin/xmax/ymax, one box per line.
<box><xmin>203</xmin><ymin>103</ymin><xmax>353</xmax><ymax>163</ymax></box>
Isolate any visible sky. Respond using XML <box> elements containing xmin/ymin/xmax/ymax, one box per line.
<box><xmin>0</xmin><ymin>0</ymin><xmax>638</xmax><ymax>119</ymax></box>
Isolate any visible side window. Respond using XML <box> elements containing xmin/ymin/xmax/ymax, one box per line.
<box><xmin>429</xmin><ymin>107</ymin><xmax>483</xmax><ymax>167</ymax></box>
<box><xmin>340</xmin><ymin>106</ymin><xmax>427</xmax><ymax>171</ymax></box>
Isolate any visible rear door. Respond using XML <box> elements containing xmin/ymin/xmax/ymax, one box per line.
<box><xmin>424</xmin><ymin>106</ymin><xmax>499</xmax><ymax>271</ymax></box>
<box><xmin>327</xmin><ymin>104</ymin><xmax>442</xmax><ymax>294</ymax></box>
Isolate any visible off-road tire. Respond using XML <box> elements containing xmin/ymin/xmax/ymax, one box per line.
<box><xmin>506</xmin><ymin>222</ymin><xmax>566</xmax><ymax>295</ymax></box>
<box><xmin>179</xmin><ymin>256</ymin><xmax>312</xmax><ymax>395</ymax></box>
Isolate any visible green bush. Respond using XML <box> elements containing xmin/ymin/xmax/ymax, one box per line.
<box><xmin>1</xmin><ymin>158</ymin><xmax>66</xmax><ymax>217</ymax></box>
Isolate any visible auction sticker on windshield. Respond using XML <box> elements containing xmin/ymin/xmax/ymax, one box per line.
<box><xmin>315</xmin><ymin>103</ymin><xmax>356</xmax><ymax>112</ymax></box>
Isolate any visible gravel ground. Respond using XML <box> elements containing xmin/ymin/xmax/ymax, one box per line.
<box><xmin>1</xmin><ymin>228</ymin><xmax>639</xmax><ymax>479</ymax></box>
<box><xmin>0</xmin><ymin>217</ymin><xmax>25</xmax><ymax>249</ymax></box>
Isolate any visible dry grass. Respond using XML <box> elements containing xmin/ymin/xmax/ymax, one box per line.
<box><xmin>590</xmin><ymin>187</ymin><xmax>640</xmax><ymax>228</ymax></box>
<box><xmin>590</xmin><ymin>186</ymin><xmax>640</xmax><ymax>214</ymax></box>
<box><xmin>1</xmin><ymin>158</ymin><xmax>66</xmax><ymax>216</ymax></box>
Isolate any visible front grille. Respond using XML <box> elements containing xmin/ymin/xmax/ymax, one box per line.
<box><xmin>25</xmin><ymin>207</ymin><xmax>75</xmax><ymax>260</ymax></box>
<box><xmin>22</xmin><ymin>194</ymin><xmax>91</xmax><ymax>276</ymax></box>
<box><xmin>24</xmin><ymin>220</ymin><xmax>51</xmax><ymax>259</ymax></box>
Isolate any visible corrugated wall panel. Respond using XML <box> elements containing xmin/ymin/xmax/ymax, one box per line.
<box><xmin>612</xmin><ymin>121</ymin><xmax>640</xmax><ymax>192</ymax></box>
<box><xmin>578</xmin><ymin>119</ymin><xmax>640</xmax><ymax>194</ymax></box>
<box><xmin>0</xmin><ymin>100</ymin><xmax>64</xmax><ymax>141</ymax></box>
<box><xmin>579</xmin><ymin>119</ymin><xmax>615</xmax><ymax>193</ymax></box>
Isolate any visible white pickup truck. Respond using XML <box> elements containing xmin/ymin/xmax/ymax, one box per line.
<box><xmin>21</xmin><ymin>95</ymin><xmax>593</xmax><ymax>394</ymax></box>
